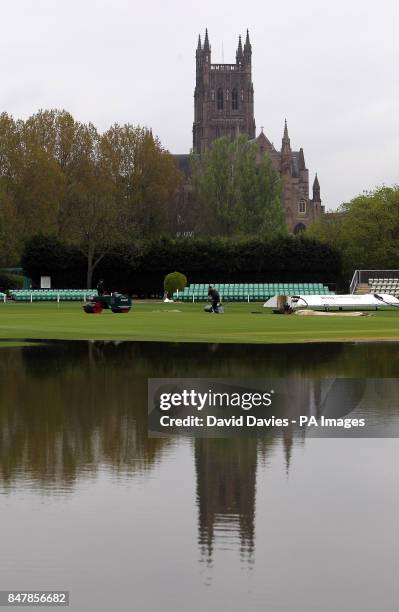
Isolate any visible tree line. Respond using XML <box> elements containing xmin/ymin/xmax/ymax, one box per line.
<box><xmin>0</xmin><ymin>110</ymin><xmax>182</xmax><ymax>286</ymax></box>
<box><xmin>0</xmin><ymin>110</ymin><xmax>290</xmax><ymax>287</ymax></box>
<box><xmin>3</xmin><ymin>107</ymin><xmax>396</xmax><ymax>289</ymax></box>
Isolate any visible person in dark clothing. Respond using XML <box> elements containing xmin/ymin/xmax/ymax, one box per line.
<box><xmin>97</xmin><ymin>279</ymin><xmax>105</xmax><ymax>296</ymax></box>
<box><xmin>208</xmin><ymin>286</ymin><xmax>220</xmax><ymax>313</ymax></box>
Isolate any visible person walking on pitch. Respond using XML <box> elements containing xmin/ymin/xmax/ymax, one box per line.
<box><xmin>208</xmin><ymin>285</ymin><xmax>220</xmax><ymax>313</ymax></box>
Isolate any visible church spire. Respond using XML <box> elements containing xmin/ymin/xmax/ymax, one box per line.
<box><xmin>284</xmin><ymin>118</ymin><xmax>289</xmax><ymax>140</ymax></box>
<box><xmin>313</xmin><ymin>174</ymin><xmax>321</xmax><ymax>202</ymax></box>
<box><xmin>236</xmin><ymin>34</ymin><xmax>243</xmax><ymax>62</ymax></box>
<box><xmin>244</xmin><ymin>29</ymin><xmax>251</xmax><ymax>51</ymax></box>
<box><xmin>281</xmin><ymin>118</ymin><xmax>291</xmax><ymax>154</ymax></box>
<box><xmin>203</xmin><ymin>28</ymin><xmax>210</xmax><ymax>52</ymax></box>
<box><xmin>197</xmin><ymin>34</ymin><xmax>202</xmax><ymax>51</ymax></box>
<box><xmin>244</xmin><ymin>29</ymin><xmax>252</xmax><ymax>64</ymax></box>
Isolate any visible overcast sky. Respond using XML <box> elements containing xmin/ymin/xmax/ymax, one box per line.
<box><xmin>0</xmin><ymin>0</ymin><xmax>398</xmax><ymax>210</ymax></box>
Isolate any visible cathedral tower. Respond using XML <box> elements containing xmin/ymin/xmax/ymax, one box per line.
<box><xmin>193</xmin><ymin>29</ymin><xmax>256</xmax><ymax>154</ymax></box>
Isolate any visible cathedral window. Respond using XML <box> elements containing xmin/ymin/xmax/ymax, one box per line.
<box><xmin>241</xmin><ymin>88</ymin><xmax>244</xmax><ymax>101</ymax></box>
<box><xmin>211</xmin><ymin>89</ymin><xmax>215</xmax><ymax>100</ymax></box>
<box><xmin>226</xmin><ymin>89</ymin><xmax>230</xmax><ymax>100</ymax></box>
<box><xmin>217</xmin><ymin>88</ymin><xmax>224</xmax><ymax>110</ymax></box>
<box><xmin>299</xmin><ymin>199</ymin><xmax>307</xmax><ymax>214</ymax></box>
<box><xmin>232</xmin><ymin>88</ymin><xmax>238</xmax><ymax>110</ymax></box>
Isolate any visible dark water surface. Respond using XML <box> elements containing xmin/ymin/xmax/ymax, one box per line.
<box><xmin>1</xmin><ymin>341</ymin><xmax>399</xmax><ymax>611</ymax></box>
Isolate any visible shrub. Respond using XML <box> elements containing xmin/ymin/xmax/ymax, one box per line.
<box><xmin>164</xmin><ymin>272</ymin><xmax>187</xmax><ymax>296</ymax></box>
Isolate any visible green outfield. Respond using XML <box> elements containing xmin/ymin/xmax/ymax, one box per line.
<box><xmin>1</xmin><ymin>301</ymin><xmax>399</xmax><ymax>344</ymax></box>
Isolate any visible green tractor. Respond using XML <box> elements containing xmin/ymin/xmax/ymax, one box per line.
<box><xmin>83</xmin><ymin>292</ymin><xmax>132</xmax><ymax>314</ymax></box>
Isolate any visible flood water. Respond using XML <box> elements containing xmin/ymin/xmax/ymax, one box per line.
<box><xmin>1</xmin><ymin>341</ymin><xmax>399</xmax><ymax>611</ymax></box>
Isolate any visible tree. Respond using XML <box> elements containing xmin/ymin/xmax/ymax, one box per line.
<box><xmin>0</xmin><ymin>112</ymin><xmax>65</xmax><ymax>262</ymax></box>
<box><xmin>24</xmin><ymin>109</ymin><xmax>80</xmax><ymax>171</ymax></box>
<box><xmin>13</xmin><ymin>135</ymin><xmax>65</xmax><ymax>240</ymax></box>
<box><xmin>61</xmin><ymin>123</ymin><xmax>122</xmax><ymax>289</ymax></box>
<box><xmin>164</xmin><ymin>271</ymin><xmax>187</xmax><ymax>296</ymax></box>
<box><xmin>0</xmin><ymin>114</ymin><xmax>19</xmax><ymax>263</ymax></box>
<box><xmin>257</xmin><ymin>154</ymin><xmax>286</xmax><ymax>235</ymax></box>
<box><xmin>191</xmin><ymin>136</ymin><xmax>285</xmax><ymax>237</ymax></box>
<box><xmin>0</xmin><ymin>187</ymin><xmax>18</xmax><ymax>265</ymax></box>
<box><xmin>100</xmin><ymin>124</ymin><xmax>182</xmax><ymax>238</ymax></box>
<box><xmin>308</xmin><ymin>186</ymin><xmax>399</xmax><ymax>275</ymax></box>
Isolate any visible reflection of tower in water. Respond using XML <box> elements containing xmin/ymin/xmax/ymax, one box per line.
<box><xmin>195</xmin><ymin>439</ymin><xmax>258</xmax><ymax>563</ymax></box>
<box><xmin>195</xmin><ymin>433</ymin><xmax>296</xmax><ymax>564</ymax></box>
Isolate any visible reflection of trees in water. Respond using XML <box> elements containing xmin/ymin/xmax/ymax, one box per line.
<box><xmin>66</xmin><ymin>340</ymin><xmax>399</xmax><ymax>379</ymax></box>
<box><xmin>0</xmin><ymin>343</ymin><xmax>170</xmax><ymax>490</ymax></box>
<box><xmin>1</xmin><ymin>339</ymin><xmax>399</xmax><ymax>494</ymax></box>
<box><xmin>1</xmin><ymin>339</ymin><xmax>398</xmax><ymax>564</ymax></box>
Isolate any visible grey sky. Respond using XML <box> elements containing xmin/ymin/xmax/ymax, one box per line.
<box><xmin>1</xmin><ymin>0</ymin><xmax>398</xmax><ymax>210</ymax></box>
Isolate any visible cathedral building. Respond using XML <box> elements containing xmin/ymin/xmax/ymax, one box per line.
<box><xmin>176</xmin><ymin>30</ymin><xmax>324</xmax><ymax>233</ymax></box>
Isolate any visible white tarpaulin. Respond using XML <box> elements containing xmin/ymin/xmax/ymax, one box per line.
<box><xmin>263</xmin><ymin>293</ymin><xmax>399</xmax><ymax>310</ymax></box>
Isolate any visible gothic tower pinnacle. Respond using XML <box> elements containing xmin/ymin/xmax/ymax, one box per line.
<box><xmin>203</xmin><ymin>28</ymin><xmax>210</xmax><ymax>52</ymax></box>
<box><xmin>244</xmin><ymin>29</ymin><xmax>251</xmax><ymax>53</ymax></box>
<box><xmin>313</xmin><ymin>174</ymin><xmax>321</xmax><ymax>202</ymax></box>
<box><xmin>281</xmin><ymin>119</ymin><xmax>291</xmax><ymax>154</ymax></box>
<box><xmin>236</xmin><ymin>35</ymin><xmax>243</xmax><ymax>63</ymax></box>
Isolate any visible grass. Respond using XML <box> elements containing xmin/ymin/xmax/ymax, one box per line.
<box><xmin>1</xmin><ymin>301</ymin><xmax>399</xmax><ymax>344</ymax></box>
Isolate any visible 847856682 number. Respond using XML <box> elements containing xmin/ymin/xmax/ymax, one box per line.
<box><xmin>0</xmin><ymin>591</ymin><xmax>69</xmax><ymax>607</ymax></box>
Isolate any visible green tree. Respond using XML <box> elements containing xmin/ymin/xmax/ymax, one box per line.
<box><xmin>14</xmin><ymin>135</ymin><xmax>66</xmax><ymax>240</ymax></box>
<box><xmin>257</xmin><ymin>154</ymin><xmax>286</xmax><ymax>235</ymax></box>
<box><xmin>308</xmin><ymin>186</ymin><xmax>399</xmax><ymax>275</ymax></box>
<box><xmin>0</xmin><ymin>112</ymin><xmax>65</xmax><ymax>262</ymax></box>
<box><xmin>101</xmin><ymin>124</ymin><xmax>182</xmax><ymax>238</ymax></box>
<box><xmin>24</xmin><ymin>109</ymin><xmax>80</xmax><ymax>171</ymax></box>
<box><xmin>191</xmin><ymin>136</ymin><xmax>285</xmax><ymax>237</ymax></box>
<box><xmin>164</xmin><ymin>271</ymin><xmax>187</xmax><ymax>296</ymax></box>
<box><xmin>61</xmin><ymin>124</ymin><xmax>122</xmax><ymax>288</ymax></box>
<box><xmin>0</xmin><ymin>187</ymin><xmax>18</xmax><ymax>265</ymax></box>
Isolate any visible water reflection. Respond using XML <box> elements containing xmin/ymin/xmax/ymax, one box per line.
<box><xmin>0</xmin><ymin>342</ymin><xmax>170</xmax><ymax>490</ymax></box>
<box><xmin>1</xmin><ymin>340</ymin><xmax>399</xmax><ymax>564</ymax></box>
<box><xmin>195</xmin><ymin>438</ymin><xmax>257</xmax><ymax>562</ymax></box>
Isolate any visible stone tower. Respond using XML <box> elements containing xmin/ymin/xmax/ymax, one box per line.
<box><xmin>172</xmin><ymin>30</ymin><xmax>324</xmax><ymax>233</ymax></box>
<box><xmin>193</xmin><ymin>29</ymin><xmax>256</xmax><ymax>154</ymax></box>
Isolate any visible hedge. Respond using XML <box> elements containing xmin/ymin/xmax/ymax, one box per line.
<box><xmin>0</xmin><ymin>272</ymin><xmax>25</xmax><ymax>292</ymax></box>
<box><xmin>21</xmin><ymin>234</ymin><xmax>342</xmax><ymax>296</ymax></box>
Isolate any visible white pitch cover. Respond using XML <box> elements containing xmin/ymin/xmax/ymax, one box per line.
<box><xmin>263</xmin><ymin>293</ymin><xmax>399</xmax><ymax>309</ymax></box>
